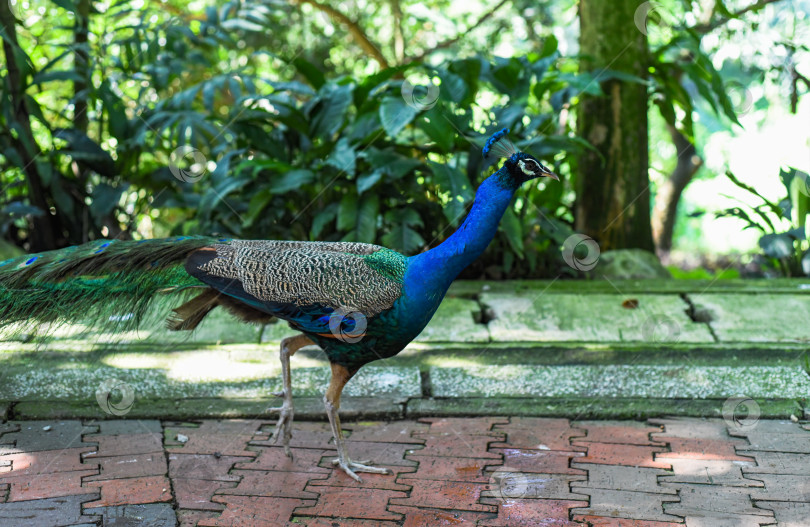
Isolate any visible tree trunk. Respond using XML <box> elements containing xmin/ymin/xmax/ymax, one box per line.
<box><xmin>73</xmin><ymin>0</ymin><xmax>90</xmax><ymax>134</ymax></box>
<box><xmin>73</xmin><ymin>0</ymin><xmax>92</xmax><ymax>243</ymax></box>
<box><xmin>652</xmin><ymin>125</ymin><xmax>703</xmax><ymax>254</ymax></box>
<box><xmin>576</xmin><ymin>0</ymin><xmax>654</xmax><ymax>252</ymax></box>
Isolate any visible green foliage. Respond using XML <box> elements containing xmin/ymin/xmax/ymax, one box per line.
<box><xmin>649</xmin><ymin>19</ymin><xmax>744</xmax><ymax>139</ymax></box>
<box><xmin>667</xmin><ymin>266</ymin><xmax>740</xmax><ymax>280</ymax></box>
<box><xmin>3</xmin><ymin>0</ymin><xmax>797</xmax><ymax>277</ymax></box>
<box><xmin>0</xmin><ymin>1</ymin><xmax>597</xmax><ymax>278</ymax></box>
<box><xmin>715</xmin><ymin>168</ymin><xmax>810</xmax><ymax>277</ymax></box>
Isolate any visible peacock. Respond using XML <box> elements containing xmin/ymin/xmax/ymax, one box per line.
<box><xmin>0</xmin><ymin>129</ymin><xmax>557</xmax><ymax>481</ymax></box>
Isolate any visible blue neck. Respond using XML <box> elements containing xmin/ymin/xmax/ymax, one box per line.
<box><xmin>406</xmin><ymin>166</ymin><xmax>516</xmax><ymax>294</ymax></box>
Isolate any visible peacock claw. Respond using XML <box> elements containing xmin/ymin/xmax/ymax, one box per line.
<box><xmin>267</xmin><ymin>402</ymin><xmax>294</xmax><ymax>458</ymax></box>
<box><xmin>332</xmin><ymin>459</ymin><xmax>390</xmax><ymax>482</ymax></box>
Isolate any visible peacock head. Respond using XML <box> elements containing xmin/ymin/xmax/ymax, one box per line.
<box><xmin>483</xmin><ymin>128</ymin><xmax>559</xmax><ymax>186</ymax></box>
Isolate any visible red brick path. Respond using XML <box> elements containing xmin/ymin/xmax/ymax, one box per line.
<box><xmin>1</xmin><ymin>417</ymin><xmax>809</xmax><ymax>526</ymax></box>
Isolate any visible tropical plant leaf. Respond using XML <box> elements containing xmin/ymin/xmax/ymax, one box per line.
<box><xmin>383</xmin><ymin>208</ymin><xmax>425</xmax><ymax>254</ymax></box>
<box><xmin>428</xmin><ymin>161</ymin><xmax>474</xmax><ymax>223</ymax></box>
<box><xmin>379</xmin><ymin>97</ymin><xmax>417</xmax><ymax>138</ymax></box>
<box><xmin>499</xmin><ymin>207</ymin><xmax>524</xmax><ymax>258</ymax></box>
<box><xmin>269</xmin><ymin>169</ymin><xmax>314</xmax><ymax>194</ymax></box>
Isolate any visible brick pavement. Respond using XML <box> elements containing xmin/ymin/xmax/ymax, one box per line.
<box><xmin>1</xmin><ymin>417</ymin><xmax>809</xmax><ymax>526</ymax></box>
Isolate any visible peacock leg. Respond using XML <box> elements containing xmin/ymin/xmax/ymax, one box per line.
<box><xmin>268</xmin><ymin>334</ymin><xmax>313</xmax><ymax>457</ymax></box>
<box><xmin>324</xmin><ymin>362</ymin><xmax>391</xmax><ymax>482</ymax></box>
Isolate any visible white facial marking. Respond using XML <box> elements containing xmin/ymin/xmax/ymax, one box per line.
<box><xmin>518</xmin><ymin>159</ymin><xmax>542</xmax><ymax>176</ymax></box>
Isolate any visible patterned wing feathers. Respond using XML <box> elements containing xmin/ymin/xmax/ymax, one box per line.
<box><xmin>186</xmin><ymin>240</ymin><xmax>404</xmax><ymax>318</ymax></box>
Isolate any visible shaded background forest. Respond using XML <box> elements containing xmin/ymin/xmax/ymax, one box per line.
<box><xmin>1</xmin><ymin>0</ymin><xmax>808</xmax><ymax>278</ymax></box>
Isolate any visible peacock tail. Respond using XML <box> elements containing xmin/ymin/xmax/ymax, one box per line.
<box><xmin>0</xmin><ymin>236</ymin><xmax>221</xmax><ymax>337</ymax></box>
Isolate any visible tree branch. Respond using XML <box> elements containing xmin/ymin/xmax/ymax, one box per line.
<box><xmin>390</xmin><ymin>0</ymin><xmax>405</xmax><ymax>64</ymax></box>
<box><xmin>692</xmin><ymin>0</ymin><xmax>782</xmax><ymax>33</ymax></box>
<box><xmin>790</xmin><ymin>62</ymin><xmax>810</xmax><ymax>114</ymax></box>
<box><xmin>652</xmin><ymin>125</ymin><xmax>703</xmax><ymax>253</ymax></box>
<box><xmin>294</xmin><ymin>0</ymin><xmax>389</xmax><ymax>68</ymax></box>
<box><xmin>405</xmin><ymin>0</ymin><xmax>511</xmax><ymax>64</ymax></box>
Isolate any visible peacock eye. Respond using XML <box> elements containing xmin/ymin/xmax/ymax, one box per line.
<box><xmin>518</xmin><ymin>160</ymin><xmax>534</xmax><ymax>176</ymax></box>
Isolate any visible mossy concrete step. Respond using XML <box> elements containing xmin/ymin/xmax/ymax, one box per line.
<box><xmin>448</xmin><ymin>278</ymin><xmax>810</xmax><ymax>296</ymax></box>
<box><xmin>690</xmin><ymin>294</ymin><xmax>810</xmax><ymax>342</ymax></box>
<box><xmin>406</xmin><ymin>397</ymin><xmax>803</xmax><ymax>420</ymax></box>
<box><xmin>9</xmin><ymin>396</ymin><xmax>803</xmax><ymax>421</ymax></box>
<box><xmin>10</xmin><ymin>396</ymin><xmax>404</xmax><ymax>421</ymax></box>
<box><xmin>0</xmin><ymin>365</ymin><xmax>420</xmax><ymax>401</ymax></box>
<box><xmin>483</xmin><ymin>293</ymin><xmax>713</xmax><ymax>343</ymax></box>
<box><xmin>3</xmin><ymin>279</ymin><xmax>810</xmax><ymax>421</ymax></box>
<box><xmin>428</xmin><ymin>365</ymin><xmax>810</xmax><ymax>399</ymax></box>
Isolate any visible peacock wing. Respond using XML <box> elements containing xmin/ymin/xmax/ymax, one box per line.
<box><xmin>184</xmin><ymin>240</ymin><xmax>407</xmax><ymax>334</ymax></box>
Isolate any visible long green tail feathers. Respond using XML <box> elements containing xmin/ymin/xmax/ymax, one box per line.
<box><xmin>0</xmin><ymin>236</ymin><xmax>220</xmax><ymax>338</ymax></box>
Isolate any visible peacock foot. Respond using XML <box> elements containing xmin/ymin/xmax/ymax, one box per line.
<box><xmin>267</xmin><ymin>398</ymin><xmax>294</xmax><ymax>458</ymax></box>
<box><xmin>332</xmin><ymin>458</ymin><xmax>391</xmax><ymax>482</ymax></box>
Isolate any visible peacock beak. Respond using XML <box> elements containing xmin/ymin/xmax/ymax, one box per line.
<box><xmin>545</xmin><ymin>171</ymin><xmax>560</xmax><ymax>181</ymax></box>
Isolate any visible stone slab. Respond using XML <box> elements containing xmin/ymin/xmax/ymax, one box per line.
<box><xmin>202</xmin><ymin>495</ymin><xmax>314</xmax><ymax>526</ymax></box>
<box><xmin>571</xmin><ymin>463</ymin><xmax>676</xmax><ymax>494</ymax></box>
<box><xmin>0</xmin><ymin>420</ymin><xmax>98</xmax><ymax>454</ymax></box>
<box><xmin>168</xmin><ymin>453</ymin><xmax>249</xmax><ymax>482</ymax></box>
<box><xmin>83</xmin><ymin>475</ymin><xmax>172</xmax><ymax>508</ymax></box>
<box><xmin>296</xmin><ymin>487</ymin><xmax>408</xmax><ymax>520</ymax></box>
<box><xmin>573</xmin><ymin>421</ymin><xmax>666</xmax><ymax>445</ymax></box>
<box><xmin>479</xmin><ymin>498</ymin><xmax>588</xmax><ymax>527</ymax></box>
<box><xmin>651</xmin><ymin>417</ymin><xmax>735</xmax><ymax>441</ymax></box>
<box><xmin>731</xmin><ymin>424</ymin><xmax>810</xmax><ymax>453</ymax></box>
<box><xmin>88</xmin><ymin>419</ymin><xmax>163</xmax><ymax>436</ymax></box>
<box><xmin>0</xmin><ymin>493</ymin><xmax>99</xmax><ymax>526</ymax></box>
<box><xmin>84</xmin><ymin>452</ymin><xmax>167</xmax><ymax>481</ymax></box>
<box><xmin>479</xmin><ymin>472</ymin><xmax>587</xmax><ymax>500</ymax></box>
<box><xmin>1</xmin><ymin>468</ymin><xmax>99</xmax><ymax>502</ymax></box>
<box><xmin>491</xmin><ymin>417</ymin><xmax>585</xmax><ymax>450</ymax></box>
<box><xmin>414</xmin><ymin>297</ymin><xmax>489</xmax><ymax>343</ymax></box>
<box><xmin>482</xmin><ymin>292</ymin><xmax>713</xmax><ymax>342</ymax></box>
<box><xmin>732</xmin><ymin>419</ymin><xmax>809</xmax><ymax>436</ymax></box>
<box><xmin>0</xmin><ymin>422</ymin><xmax>20</xmax><ymax>440</ymax></box>
<box><xmin>689</xmin><ymin>293</ymin><xmax>810</xmax><ymax>342</ymax></box>
<box><xmin>570</xmin><ymin>488</ymin><xmax>682</xmax><ymax>522</ymax></box>
<box><xmin>659</xmin><ymin>458</ymin><xmax>762</xmax><ymax>487</ymax></box>
<box><xmin>755</xmin><ymin>501</ymin><xmax>810</xmax><ymax>526</ymax></box>
<box><xmin>741</xmin><ymin>451</ymin><xmax>810</xmax><ymax>475</ymax></box>
<box><xmin>739</xmin><ymin>435</ymin><xmax>810</xmax><ymax>454</ymax></box>
<box><xmin>1</xmin><ymin>447</ymin><xmax>94</xmax><ymax>476</ymax></box>
<box><xmin>662</xmin><ymin>483</ymin><xmax>774</xmax><ymax>516</ymax></box>
<box><xmin>85</xmin><ymin>503</ymin><xmax>177</xmax><ymax>527</ymax></box>
<box><xmin>747</xmin><ymin>474</ymin><xmax>810</xmax><ymax>502</ymax></box>
<box><xmin>573</xmin><ymin>442</ymin><xmax>670</xmax><ymax>469</ymax></box>
<box><xmin>675</xmin><ymin>512</ymin><xmax>775</xmax><ymax>527</ymax></box>
<box><xmin>429</xmin><ymin>365</ymin><xmax>810</xmax><ymax>398</ymax></box>
<box><xmin>490</xmin><ymin>449</ymin><xmax>586</xmax><ymax>475</ymax></box>
<box><xmin>388</xmin><ymin>479</ymin><xmax>494</xmax><ymax>512</ymax></box>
